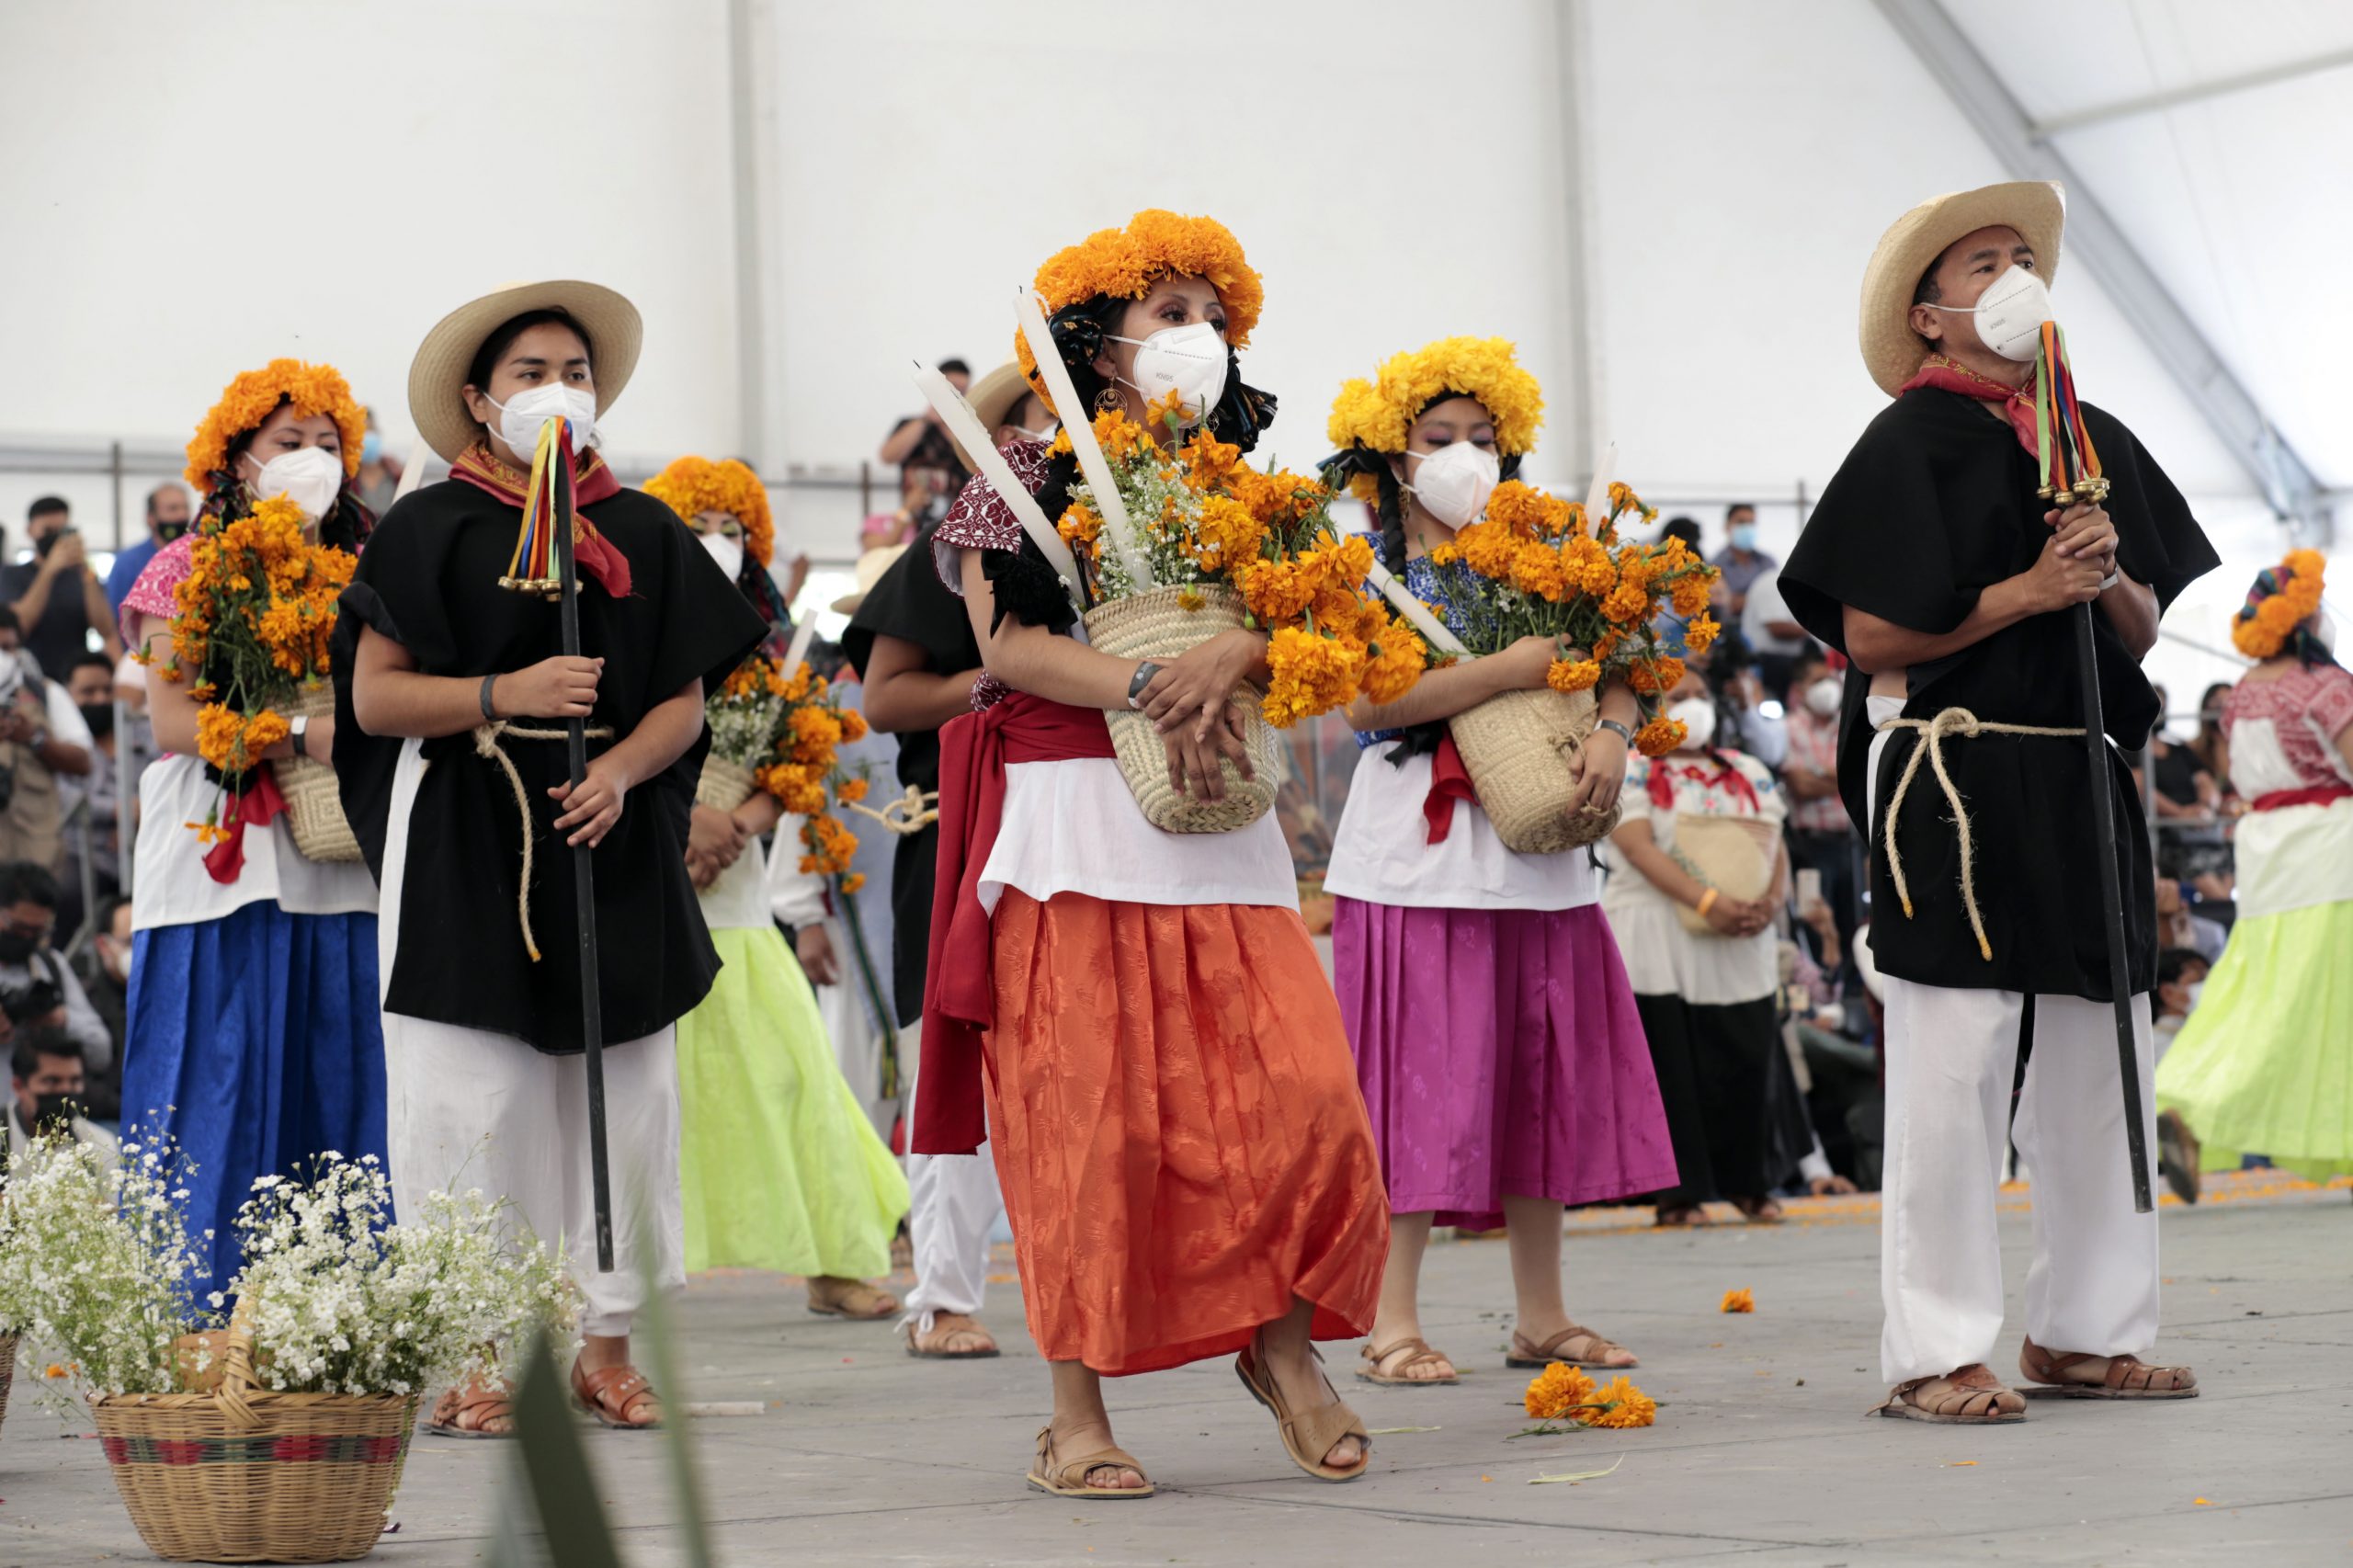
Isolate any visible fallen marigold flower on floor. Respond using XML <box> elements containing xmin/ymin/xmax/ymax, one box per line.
<box><xmin>1523</xmin><ymin>1360</ymin><xmax>1597</xmax><ymax>1418</ymax></box>
<box><xmin>1721</xmin><ymin>1288</ymin><xmax>1756</xmax><ymax>1313</ymax></box>
<box><xmin>1582</xmin><ymin>1376</ymin><xmax>1657</xmax><ymax>1429</ymax></box>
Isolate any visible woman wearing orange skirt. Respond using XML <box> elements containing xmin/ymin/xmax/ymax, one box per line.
<box><xmin>918</xmin><ymin>210</ymin><xmax>1387</xmax><ymax>1496</ymax></box>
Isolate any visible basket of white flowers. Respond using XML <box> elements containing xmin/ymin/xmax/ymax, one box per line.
<box><xmin>0</xmin><ymin>1139</ymin><xmax>577</xmax><ymax>1564</ymax></box>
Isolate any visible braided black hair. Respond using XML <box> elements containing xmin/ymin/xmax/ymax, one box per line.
<box><xmin>1321</xmin><ymin>398</ymin><xmax>1527</xmax><ymax>576</ymax></box>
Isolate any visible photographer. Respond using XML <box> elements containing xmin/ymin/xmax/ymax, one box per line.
<box><xmin>6</xmin><ymin>1025</ymin><xmax>119</xmax><ymax>1177</ymax></box>
<box><xmin>0</xmin><ymin>862</ymin><xmax>113</xmax><ymax>1087</ymax></box>
<box><xmin>0</xmin><ymin>607</ymin><xmax>96</xmax><ymax>871</ymax></box>
<box><xmin>3</xmin><ymin>497</ymin><xmax>122</xmax><ymax>676</ymax></box>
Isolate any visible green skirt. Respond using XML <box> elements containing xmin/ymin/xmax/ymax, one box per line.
<box><xmin>2156</xmin><ymin>898</ymin><xmax>2353</xmax><ymax>1181</ymax></box>
<box><xmin>677</xmin><ymin>925</ymin><xmax>911</xmax><ymax>1276</ymax></box>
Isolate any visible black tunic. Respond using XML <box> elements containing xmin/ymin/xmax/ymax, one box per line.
<box><xmin>841</xmin><ymin>516</ymin><xmax>981</xmax><ymax>1027</ymax></box>
<box><xmin>332</xmin><ymin>479</ymin><xmax>767</xmax><ymax>1053</ymax></box>
<box><xmin>1779</xmin><ymin>389</ymin><xmax>2217</xmax><ymax>1002</ymax></box>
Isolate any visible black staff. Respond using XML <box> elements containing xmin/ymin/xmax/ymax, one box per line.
<box><xmin>553</xmin><ymin>423</ymin><xmax>618</xmax><ymax>1270</ymax></box>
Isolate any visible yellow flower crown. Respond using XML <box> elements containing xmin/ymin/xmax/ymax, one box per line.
<box><xmin>2231</xmin><ymin>548</ymin><xmax>2326</xmax><ymax>659</ymax></box>
<box><xmin>185</xmin><ymin>359</ymin><xmax>369</xmax><ymax>492</ymax></box>
<box><xmin>1326</xmin><ymin>337</ymin><xmax>1544</xmax><ymax>502</ymax></box>
<box><xmin>644</xmin><ymin>455</ymin><xmax>775</xmax><ymax>569</ymax></box>
<box><xmin>1014</xmin><ymin>210</ymin><xmax>1263</xmax><ymax>406</ymax></box>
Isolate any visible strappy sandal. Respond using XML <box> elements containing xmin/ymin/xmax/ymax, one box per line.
<box><xmin>1506</xmin><ymin>1324</ymin><xmax>1638</xmax><ymax>1370</ymax></box>
<box><xmin>905</xmin><ymin>1312</ymin><xmax>1001</xmax><ymax>1359</ymax></box>
<box><xmin>806</xmin><ymin>1277</ymin><xmax>900</xmax><ymax>1320</ymax></box>
<box><xmin>1654</xmin><ymin>1204</ymin><xmax>1712</xmax><ymax>1228</ymax></box>
<box><xmin>1872</xmin><ymin>1369</ymin><xmax>2027</xmax><ymax>1424</ymax></box>
<box><xmin>571</xmin><ymin>1359</ymin><xmax>664</xmax><ymax>1430</ymax></box>
<box><xmin>426</xmin><ymin>1381</ymin><xmax>515</xmax><ymax>1439</ymax></box>
<box><xmin>2018</xmin><ymin>1338</ymin><xmax>2199</xmax><ymax>1400</ymax></box>
<box><xmin>1024</xmin><ymin>1426</ymin><xmax>1155</xmax><ymax>1499</ymax></box>
<box><xmin>1234</xmin><ymin>1341</ymin><xmax>1372</xmax><ymax>1483</ymax></box>
<box><xmin>1729</xmin><ymin>1195</ymin><xmax>1784</xmax><ymax>1224</ymax></box>
<box><xmin>1356</xmin><ymin>1336</ymin><xmax>1458</xmax><ymax>1386</ymax></box>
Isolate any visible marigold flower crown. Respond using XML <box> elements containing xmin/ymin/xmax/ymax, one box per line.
<box><xmin>1325</xmin><ymin>336</ymin><xmax>1545</xmax><ymax>502</ymax></box>
<box><xmin>645</xmin><ymin>455</ymin><xmax>776</xmax><ymax>568</ymax></box>
<box><xmin>2232</xmin><ymin>547</ymin><xmax>2328</xmax><ymax>660</ymax></box>
<box><xmin>1013</xmin><ymin>210</ymin><xmax>1263</xmax><ymax>408</ymax></box>
<box><xmin>185</xmin><ymin>359</ymin><xmax>369</xmax><ymax>492</ymax></box>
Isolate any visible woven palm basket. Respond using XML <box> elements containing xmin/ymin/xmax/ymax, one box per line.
<box><xmin>1448</xmin><ymin>687</ymin><xmax>1622</xmax><ymax>854</ymax></box>
<box><xmin>92</xmin><ymin>1317</ymin><xmax>417</xmax><ymax>1563</ymax></box>
<box><xmin>1083</xmin><ymin>585</ymin><xmax>1280</xmax><ymax>835</ymax></box>
<box><xmin>697</xmin><ymin>754</ymin><xmax>757</xmax><ymax>812</ymax></box>
<box><xmin>0</xmin><ymin>1333</ymin><xmax>16</xmax><ymax>1439</ymax></box>
<box><xmin>278</xmin><ymin>684</ymin><xmax>362</xmax><ymax>863</ymax></box>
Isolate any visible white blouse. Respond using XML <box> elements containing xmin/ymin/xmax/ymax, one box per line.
<box><xmin>1323</xmin><ymin>744</ymin><xmax>1597</xmax><ymax>911</ymax></box>
<box><xmin>1599</xmin><ymin>747</ymin><xmax>1784</xmax><ymax>1005</ymax></box>
<box><xmin>131</xmin><ymin>754</ymin><xmax>380</xmax><ymax>932</ymax></box>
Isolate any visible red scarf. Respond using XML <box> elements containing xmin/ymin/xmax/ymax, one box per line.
<box><xmin>1423</xmin><ymin>734</ymin><xmax>1477</xmax><ymax>845</ymax></box>
<box><xmin>1901</xmin><ymin>355</ymin><xmax>2038</xmax><ymax>457</ymax></box>
<box><xmin>448</xmin><ymin>440</ymin><xmax>633</xmax><ymax>597</ymax></box>
<box><xmin>915</xmin><ymin>692</ymin><xmax>1117</xmax><ymax>1154</ymax></box>
<box><xmin>1647</xmin><ymin>755</ymin><xmax>1758</xmax><ymax>813</ymax></box>
<box><xmin>202</xmin><ymin>767</ymin><xmax>288</xmax><ymax>884</ymax></box>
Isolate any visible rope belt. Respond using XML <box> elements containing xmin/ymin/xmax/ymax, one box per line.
<box><xmin>846</xmin><ymin>782</ymin><xmax>940</xmax><ymax>836</ymax></box>
<box><xmin>1878</xmin><ymin>707</ymin><xmax>2085</xmax><ymax>962</ymax></box>
<box><xmin>471</xmin><ymin>721</ymin><xmax>616</xmax><ymax>962</ymax></box>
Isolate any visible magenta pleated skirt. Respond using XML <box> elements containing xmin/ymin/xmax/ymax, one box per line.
<box><xmin>1330</xmin><ymin>897</ymin><xmax>1679</xmax><ymax>1227</ymax></box>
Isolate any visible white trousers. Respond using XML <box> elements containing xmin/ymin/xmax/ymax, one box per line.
<box><xmin>1870</xmin><ymin>729</ymin><xmax>2161</xmax><ymax>1382</ymax></box>
<box><xmin>897</xmin><ymin>1017</ymin><xmax>1004</xmax><ymax>1327</ymax></box>
<box><xmin>380</xmin><ymin>738</ymin><xmax>683</xmax><ymax>1340</ymax></box>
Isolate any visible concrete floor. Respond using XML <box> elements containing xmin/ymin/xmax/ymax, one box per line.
<box><xmin>3</xmin><ymin>1174</ymin><xmax>2347</xmax><ymax>1567</ymax></box>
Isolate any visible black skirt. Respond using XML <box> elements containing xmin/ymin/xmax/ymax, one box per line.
<box><xmin>1634</xmin><ymin>993</ymin><xmax>1785</xmax><ymax>1203</ymax></box>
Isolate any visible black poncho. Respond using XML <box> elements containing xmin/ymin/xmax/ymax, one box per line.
<box><xmin>1779</xmin><ymin>388</ymin><xmax>2218</xmax><ymax>1001</ymax></box>
<box><xmin>332</xmin><ymin>479</ymin><xmax>767</xmax><ymax>1052</ymax></box>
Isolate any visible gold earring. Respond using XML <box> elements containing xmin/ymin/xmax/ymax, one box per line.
<box><xmin>1093</xmin><ymin>385</ymin><xmax>1123</xmax><ymax>415</ymax></box>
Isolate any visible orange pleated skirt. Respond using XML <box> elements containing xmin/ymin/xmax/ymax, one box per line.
<box><xmin>983</xmin><ymin>890</ymin><xmax>1390</xmax><ymax>1376</ymax></box>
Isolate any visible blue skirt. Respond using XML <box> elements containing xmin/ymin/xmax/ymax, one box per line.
<box><xmin>122</xmin><ymin>903</ymin><xmax>388</xmax><ymax>1290</ymax></box>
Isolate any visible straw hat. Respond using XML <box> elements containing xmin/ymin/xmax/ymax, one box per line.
<box><xmin>947</xmin><ymin>361</ymin><xmax>1040</xmax><ymax>473</ymax></box>
<box><xmin>407</xmin><ymin>279</ymin><xmax>644</xmax><ymax>461</ymax></box>
<box><xmin>1858</xmin><ymin>181</ymin><xmax>2064</xmax><ymax>397</ymax></box>
<box><xmin>831</xmin><ymin>542</ymin><xmax>910</xmax><ymax>616</ymax></box>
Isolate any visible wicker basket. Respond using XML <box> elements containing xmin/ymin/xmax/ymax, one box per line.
<box><xmin>1083</xmin><ymin>585</ymin><xmax>1280</xmax><ymax>835</ymax></box>
<box><xmin>0</xmin><ymin>1333</ymin><xmax>15</xmax><ymax>1439</ymax></box>
<box><xmin>277</xmin><ymin>685</ymin><xmax>362</xmax><ymax>864</ymax></box>
<box><xmin>1447</xmin><ymin>687</ymin><xmax>1623</xmax><ymax>854</ymax></box>
<box><xmin>697</xmin><ymin>754</ymin><xmax>757</xmax><ymax>812</ymax></box>
<box><xmin>93</xmin><ymin>1315</ymin><xmax>417</xmax><ymax>1563</ymax></box>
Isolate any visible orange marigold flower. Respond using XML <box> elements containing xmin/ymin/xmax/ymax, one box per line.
<box><xmin>1523</xmin><ymin>1362</ymin><xmax>1597</xmax><ymax>1419</ymax></box>
<box><xmin>840</xmin><ymin>872</ymin><xmax>867</xmax><ymax>894</ymax></box>
<box><xmin>1721</xmin><ymin>1288</ymin><xmax>1756</xmax><ymax>1313</ymax></box>
<box><xmin>839</xmin><ymin>708</ymin><xmax>869</xmax><ymax>744</ymax></box>
<box><xmin>1582</xmin><ymin>1375</ymin><xmax>1657</xmax><ymax>1429</ymax></box>
<box><xmin>185</xmin><ymin>359</ymin><xmax>367</xmax><ymax>490</ymax></box>
<box><xmin>1634</xmin><ymin>716</ymin><xmax>1686</xmax><ymax>756</ymax></box>
<box><xmin>1360</xmin><ymin>619</ymin><xmax>1426</xmax><ymax>705</ymax></box>
<box><xmin>1629</xmin><ymin>656</ymin><xmax>1686</xmax><ymax>696</ymax></box>
<box><xmin>1548</xmin><ymin>658</ymin><xmax>1601</xmax><ymax>693</ymax></box>
<box><xmin>836</xmin><ymin>776</ymin><xmax>870</xmax><ymax>805</ymax></box>
<box><xmin>1511</xmin><ymin>541</ymin><xmax>1568</xmax><ymax>601</ymax></box>
<box><xmin>1682</xmin><ymin>612</ymin><xmax>1722</xmax><ymax>653</ymax></box>
<box><xmin>1601</xmin><ymin>580</ymin><xmax>1650</xmax><ymax>625</ymax></box>
<box><xmin>1670</xmin><ymin>574</ymin><xmax>1712</xmax><ymax>619</ymax></box>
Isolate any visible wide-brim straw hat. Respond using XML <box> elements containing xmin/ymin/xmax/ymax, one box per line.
<box><xmin>1859</xmin><ymin>181</ymin><xmax>2064</xmax><ymax>397</ymax></box>
<box><xmin>408</xmin><ymin>279</ymin><xmax>644</xmax><ymax>461</ymax></box>
<box><xmin>831</xmin><ymin>542</ymin><xmax>910</xmax><ymax>616</ymax></box>
<box><xmin>946</xmin><ymin>362</ymin><xmax>1037</xmax><ymax>473</ymax></box>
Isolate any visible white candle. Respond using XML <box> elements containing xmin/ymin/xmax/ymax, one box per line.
<box><xmin>1582</xmin><ymin>439</ymin><xmax>1618</xmax><ymax>533</ymax></box>
<box><xmin>1013</xmin><ymin>289</ymin><xmax>1154</xmax><ymax>593</ymax></box>
<box><xmin>909</xmin><ymin>363</ymin><xmax>1082</xmax><ymax>606</ymax></box>
<box><xmin>1365</xmin><ymin>559</ymin><xmax>1471</xmax><ymax>656</ymax></box>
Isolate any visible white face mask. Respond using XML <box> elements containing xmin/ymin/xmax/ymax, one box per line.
<box><xmin>484</xmin><ymin>382</ymin><xmax>598</xmax><ymax>458</ymax></box>
<box><xmin>1803</xmin><ymin>676</ymin><xmax>1842</xmax><ymax>718</ymax></box>
<box><xmin>1920</xmin><ymin>264</ymin><xmax>2053</xmax><ymax>362</ymax></box>
<box><xmin>1108</xmin><ymin>322</ymin><xmax>1228</xmax><ymax>426</ymax></box>
<box><xmin>245</xmin><ymin>445</ymin><xmax>344</xmax><ymax>522</ymax></box>
<box><xmin>1404</xmin><ymin>442</ymin><xmax>1501</xmax><ymax>529</ymax></box>
<box><xmin>2183</xmin><ymin>980</ymin><xmax>2205</xmax><ymax>1012</ymax></box>
<box><xmin>1666</xmin><ymin>697</ymin><xmax>1718</xmax><ymax>750</ymax></box>
<box><xmin>698</xmin><ymin>529</ymin><xmax>745</xmax><ymax>583</ymax></box>
<box><xmin>1017</xmin><ymin>426</ymin><xmax>1057</xmax><ymax>444</ymax></box>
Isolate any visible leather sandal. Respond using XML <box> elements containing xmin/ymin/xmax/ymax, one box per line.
<box><xmin>426</xmin><ymin>1381</ymin><xmax>515</xmax><ymax>1439</ymax></box>
<box><xmin>1506</xmin><ymin>1324</ymin><xmax>1638</xmax><ymax>1369</ymax></box>
<box><xmin>2018</xmin><ymin>1338</ymin><xmax>2198</xmax><ymax>1400</ymax></box>
<box><xmin>1872</xmin><ymin>1368</ymin><xmax>2027</xmax><ymax>1424</ymax></box>
<box><xmin>1025</xmin><ymin>1426</ymin><xmax>1155</xmax><ymax>1499</ymax></box>
<box><xmin>1356</xmin><ymin>1336</ymin><xmax>1458</xmax><ymax>1386</ymax></box>
<box><xmin>806</xmin><ymin>1277</ymin><xmax>900</xmax><ymax>1320</ymax></box>
<box><xmin>904</xmin><ymin>1312</ymin><xmax>1001</xmax><ymax>1359</ymax></box>
<box><xmin>1654</xmin><ymin>1204</ymin><xmax>1712</xmax><ymax>1228</ymax></box>
<box><xmin>1235</xmin><ymin>1340</ymin><xmax>1371</xmax><ymax>1483</ymax></box>
<box><xmin>571</xmin><ymin>1359</ymin><xmax>664</xmax><ymax>1430</ymax></box>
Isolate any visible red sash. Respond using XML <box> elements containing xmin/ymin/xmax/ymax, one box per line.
<box><xmin>202</xmin><ymin>766</ymin><xmax>289</xmax><ymax>884</ymax></box>
<box><xmin>1422</xmin><ymin>733</ymin><xmax>1477</xmax><ymax>845</ymax></box>
<box><xmin>915</xmin><ymin>692</ymin><xmax>1117</xmax><ymax>1154</ymax></box>
<box><xmin>2251</xmin><ymin>782</ymin><xmax>2353</xmax><ymax>812</ymax></box>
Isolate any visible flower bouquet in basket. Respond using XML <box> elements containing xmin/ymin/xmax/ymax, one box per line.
<box><xmin>153</xmin><ymin>494</ymin><xmax>360</xmax><ymax>866</ymax></box>
<box><xmin>702</xmin><ymin>653</ymin><xmax>871</xmax><ymax>892</ymax></box>
<box><xmin>1420</xmin><ymin>480</ymin><xmax>1721</xmax><ymax>852</ymax></box>
<box><xmin>0</xmin><ymin>1134</ymin><xmax>577</xmax><ymax>1564</ymax></box>
<box><xmin>1053</xmin><ymin>396</ymin><xmax>1430</xmax><ymax>832</ymax></box>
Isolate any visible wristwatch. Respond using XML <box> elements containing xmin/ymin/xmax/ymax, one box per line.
<box><xmin>289</xmin><ymin>714</ymin><xmax>311</xmax><ymax>761</ymax></box>
<box><xmin>1595</xmin><ymin>718</ymin><xmax>1635</xmax><ymax>747</ymax></box>
<box><xmin>1127</xmin><ymin>662</ymin><xmax>1164</xmax><ymax>710</ymax></box>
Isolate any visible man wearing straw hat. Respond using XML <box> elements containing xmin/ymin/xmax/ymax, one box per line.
<box><xmin>334</xmin><ymin>280</ymin><xmax>766</xmax><ymax>1436</ymax></box>
<box><xmin>1779</xmin><ymin>183</ymin><xmax>2215</xmax><ymax>1424</ymax></box>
